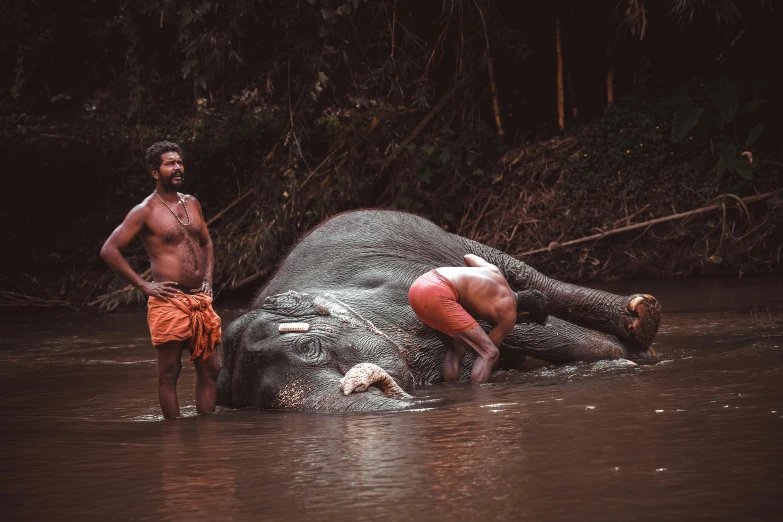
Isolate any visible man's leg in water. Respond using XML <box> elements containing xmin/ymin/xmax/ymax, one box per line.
<box><xmin>193</xmin><ymin>349</ymin><xmax>220</xmax><ymax>414</ymax></box>
<box><xmin>442</xmin><ymin>335</ymin><xmax>467</xmax><ymax>383</ymax></box>
<box><xmin>157</xmin><ymin>340</ymin><xmax>186</xmax><ymax>419</ymax></box>
<box><xmin>451</xmin><ymin>325</ymin><xmax>500</xmax><ymax>384</ymax></box>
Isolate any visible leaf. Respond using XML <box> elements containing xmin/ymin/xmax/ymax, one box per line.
<box><xmin>716</xmin><ymin>157</ymin><xmax>726</xmax><ymax>181</ymax></box>
<box><xmin>417</xmin><ymin>169</ymin><xmax>432</xmax><ymax>183</ymax></box>
<box><xmin>745</xmin><ymin>124</ymin><xmax>765</xmax><ymax>146</ymax></box>
<box><xmin>734</xmin><ymin>161</ymin><xmax>753</xmax><ymax>180</ymax></box>
<box><xmin>707</xmin><ymin>254</ymin><xmax>723</xmax><ymax>264</ymax></box>
<box><xmin>716</xmin><ymin>80</ymin><xmax>738</xmax><ymax>123</ymax></box>
<box><xmin>420</xmin><ymin>144</ymin><xmax>435</xmax><ymax>155</ymax></box>
<box><xmin>739</xmin><ymin>98</ymin><xmax>766</xmax><ymax>114</ymax></box>
<box><xmin>659</xmin><ymin>84</ymin><xmax>690</xmax><ymax>106</ymax></box>
<box><xmin>672</xmin><ymin>99</ymin><xmax>703</xmax><ymax>142</ymax></box>
<box><xmin>721</xmin><ymin>143</ymin><xmax>753</xmax><ymax>180</ymax></box>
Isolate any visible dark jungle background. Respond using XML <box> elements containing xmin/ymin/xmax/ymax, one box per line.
<box><xmin>1</xmin><ymin>0</ymin><xmax>781</xmax><ymax>310</ymax></box>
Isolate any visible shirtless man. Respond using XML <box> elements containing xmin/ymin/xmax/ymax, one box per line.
<box><xmin>408</xmin><ymin>254</ymin><xmax>548</xmax><ymax>384</ymax></box>
<box><xmin>100</xmin><ymin>141</ymin><xmax>221</xmax><ymax>419</ymax></box>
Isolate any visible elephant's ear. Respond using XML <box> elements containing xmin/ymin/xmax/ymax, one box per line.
<box><xmin>261</xmin><ymin>290</ymin><xmax>330</xmax><ymax>318</ymax></box>
<box><xmin>217</xmin><ymin>309</ymin><xmax>264</xmax><ymax>407</ymax></box>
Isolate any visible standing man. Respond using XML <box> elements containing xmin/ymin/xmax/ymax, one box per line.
<box><xmin>100</xmin><ymin>141</ymin><xmax>221</xmax><ymax>419</ymax></box>
<box><xmin>408</xmin><ymin>254</ymin><xmax>548</xmax><ymax>384</ymax></box>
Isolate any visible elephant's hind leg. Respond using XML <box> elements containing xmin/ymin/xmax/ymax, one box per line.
<box><xmin>502</xmin><ymin>316</ymin><xmax>627</xmax><ymax>365</ymax></box>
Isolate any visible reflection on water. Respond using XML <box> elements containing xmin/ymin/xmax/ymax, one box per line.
<box><xmin>0</xmin><ymin>277</ymin><xmax>781</xmax><ymax>521</ymax></box>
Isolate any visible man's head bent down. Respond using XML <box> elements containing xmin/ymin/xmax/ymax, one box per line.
<box><xmin>516</xmin><ymin>290</ymin><xmax>549</xmax><ymax>324</ymax></box>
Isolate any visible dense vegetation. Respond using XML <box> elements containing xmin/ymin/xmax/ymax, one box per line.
<box><xmin>1</xmin><ymin>1</ymin><xmax>780</xmax><ymax>309</ymax></box>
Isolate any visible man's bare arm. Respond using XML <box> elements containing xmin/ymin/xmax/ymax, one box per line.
<box><xmin>100</xmin><ymin>204</ymin><xmax>178</xmax><ymax>298</ymax></box>
<box><xmin>488</xmin><ymin>313</ymin><xmax>516</xmax><ymax>348</ymax></box>
<box><xmin>193</xmin><ymin>198</ymin><xmax>214</xmax><ymax>296</ymax></box>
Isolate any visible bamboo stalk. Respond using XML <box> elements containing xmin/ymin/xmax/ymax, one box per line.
<box><xmin>487</xmin><ymin>56</ymin><xmax>505</xmax><ymax>137</ymax></box>
<box><xmin>519</xmin><ymin>189</ymin><xmax>781</xmax><ymax>257</ymax></box>
<box><xmin>606</xmin><ymin>64</ymin><xmax>615</xmax><ymax>106</ymax></box>
<box><xmin>471</xmin><ymin>0</ymin><xmax>503</xmax><ymax>137</ymax></box>
<box><xmin>555</xmin><ymin>14</ymin><xmax>565</xmax><ymax>130</ymax></box>
<box><xmin>562</xmin><ymin>11</ymin><xmax>578</xmax><ymax>120</ymax></box>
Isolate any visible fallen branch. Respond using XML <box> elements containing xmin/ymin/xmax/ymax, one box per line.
<box><xmin>229</xmin><ymin>268</ymin><xmax>272</xmax><ymax>291</ymax></box>
<box><xmin>206</xmin><ymin>188</ymin><xmax>256</xmax><ymax>226</ymax></box>
<box><xmin>0</xmin><ymin>290</ymin><xmax>73</xmax><ymax>308</ymax></box>
<box><xmin>299</xmin><ymin>144</ymin><xmax>345</xmax><ymax>190</ymax></box>
<box><xmin>520</xmin><ymin>189</ymin><xmax>782</xmax><ymax>257</ymax></box>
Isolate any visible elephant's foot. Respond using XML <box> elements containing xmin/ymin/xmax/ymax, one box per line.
<box><xmin>340</xmin><ymin>363</ymin><xmax>413</xmax><ymax>400</ymax></box>
<box><xmin>622</xmin><ymin>294</ymin><xmax>661</xmax><ymax>349</ymax></box>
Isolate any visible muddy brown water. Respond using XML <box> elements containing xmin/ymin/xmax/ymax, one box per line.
<box><xmin>1</xmin><ymin>277</ymin><xmax>782</xmax><ymax>521</ymax></box>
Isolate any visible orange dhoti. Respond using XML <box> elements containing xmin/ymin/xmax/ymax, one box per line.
<box><xmin>408</xmin><ymin>269</ymin><xmax>479</xmax><ymax>334</ymax></box>
<box><xmin>147</xmin><ymin>292</ymin><xmax>222</xmax><ymax>362</ymax></box>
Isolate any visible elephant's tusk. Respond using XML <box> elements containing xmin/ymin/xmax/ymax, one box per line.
<box><xmin>339</xmin><ymin>363</ymin><xmax>413</xmax><ymax>400</ymax></box>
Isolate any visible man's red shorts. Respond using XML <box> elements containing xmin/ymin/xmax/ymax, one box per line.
<box><xmin>408</xmin><ymin>269</ymin><xmax>478</xmax><ymax>334</ymax></box>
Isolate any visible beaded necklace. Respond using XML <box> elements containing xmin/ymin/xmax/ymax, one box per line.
<box><xmin>153</xmin><ymin>190</ymin><xmax>191</xmax><ymax>226</ymax></box>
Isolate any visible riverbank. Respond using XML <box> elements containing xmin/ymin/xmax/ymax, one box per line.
<box><xmin>1</xmin><ymin>98</ymin><xmax>781</xmax><ymax>311</ymax></box>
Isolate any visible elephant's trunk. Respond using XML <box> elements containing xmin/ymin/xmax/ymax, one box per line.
<box><xmin>340</xmin><ymin>363</ymin><xmax>413</xmax><ymax>400</ymax></box>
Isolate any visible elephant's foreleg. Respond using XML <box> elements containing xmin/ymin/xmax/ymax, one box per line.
<box><xmin>470</xmin><ymin>241</ymin><xmax>661</xmax><ymax>351</ymax></box>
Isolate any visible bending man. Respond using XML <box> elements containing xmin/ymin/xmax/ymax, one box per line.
<box><xmin>100</xmin><ymin>141</ymin><xmax>221</xmax><ymax>419</ymax></box>
<box><xmin>408</xmin><ymin>254</ymin><xmax>548</xmax><ymax>384</ymax></box>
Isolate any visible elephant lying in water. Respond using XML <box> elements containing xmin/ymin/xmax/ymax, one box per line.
<box><xmin>217</xmin><ymin>210</ymin><xmax>661</xmax><ymax>412</ymax></box>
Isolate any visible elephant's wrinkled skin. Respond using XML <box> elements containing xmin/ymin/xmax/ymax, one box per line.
<box><xmin>217</xmin><ymin>210</ymin><xmax>661</xmax><ymax>412</ymax></box>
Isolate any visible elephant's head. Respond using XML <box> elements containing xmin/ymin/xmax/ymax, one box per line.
<box><xmin>217</xmin><ymin>291</ymin><xmax>417</xmax><ymax>412</ymax></box>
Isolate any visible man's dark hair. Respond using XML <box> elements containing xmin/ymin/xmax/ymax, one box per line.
<box><xmin>516</xmin><ymin>290</ymin><xmax>549</xmax><ymax>324</ymax></box>
<box><xmin>145</xmin><ymin>141</ymin><xmax>183</xmax><ymax>172</ymax></box>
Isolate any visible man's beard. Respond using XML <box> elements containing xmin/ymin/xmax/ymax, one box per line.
<box><xmin>160</xmin><ymin>171</ymin><xmax>184</xmax><ymax>191</ymax></box>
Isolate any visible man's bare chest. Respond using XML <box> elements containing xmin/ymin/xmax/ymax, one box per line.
<box><xmin>146</xmin><ymin>208</ymin><xmax>201</xmax><ymax>246</ymax></box>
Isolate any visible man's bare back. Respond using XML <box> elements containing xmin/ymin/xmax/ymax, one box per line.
<box><xmin>409</xmin><ymin>254</ymin><xmax>547</xmax><ymax>384</ymax></box>
<box><xmin>435</xmin><ymin>257</ymin><xmax>518</xmax><ymax>348</ymax></box>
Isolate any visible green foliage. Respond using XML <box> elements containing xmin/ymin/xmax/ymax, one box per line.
<box><xmin>664</xmin><ymin>77</ymin><xmax>765</xmax><ymax>182</ymax></box>
<box><xmin>564</xmin><ymin>100</ymin><xmax>673</xmax><ymax>208</ymax></box>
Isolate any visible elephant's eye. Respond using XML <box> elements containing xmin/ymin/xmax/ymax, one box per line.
<box><xmin>295</xmin><ymin>337</ymin><xmax>322</xmax><ymax>361</ymax></box>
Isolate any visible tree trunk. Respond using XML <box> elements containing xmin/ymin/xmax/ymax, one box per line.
<box><xmin>487</xmin><ymin>55</ymin><xmax>505</xmax><ymax>137</ymax></box>
<box><xmin>606</xmin><ymin>63</ymin><xmax>615</xmax><ymax>105</ymax></box>
<box><xmin>555</xmin><ymin>14</ymin><xmax>565</xmax><ymax>129</ymax></box>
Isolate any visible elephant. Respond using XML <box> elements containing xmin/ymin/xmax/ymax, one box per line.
<box><xmin>217</xmin><ymin>210</ymin><xmax>661</xmax><ymax>412</ymax></box>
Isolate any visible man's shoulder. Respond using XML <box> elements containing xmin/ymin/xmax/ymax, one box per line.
<box><xmin>181</xmin><ymin>193</ymin><xmax>202</xmax><ymax>208</ymax></box>
<box><xmin>124</xmin><ymin>194</ymin><xmax>157</xmax><ymax>221</ymax></box>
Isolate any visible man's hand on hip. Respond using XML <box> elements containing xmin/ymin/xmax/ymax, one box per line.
<box><xmin>200</xmin><ymin>280</ymin><xmax>213</xmax><ymax>297</ymax></box>
<box><xmin>142</xmin><ymin>281</ymin><xmax>179</xmax><ymax>299</ymax></box>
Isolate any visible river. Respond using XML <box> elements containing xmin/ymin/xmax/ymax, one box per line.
<box><xmin>1</xmin><ymin>276</ymin><xmax>781</xmax><ymax>521</ymax></box>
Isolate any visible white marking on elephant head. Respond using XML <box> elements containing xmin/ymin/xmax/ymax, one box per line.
<box><xmin>278</xmin><ymin>322</ymin><xmax>310</xmax><ymax>333</ymax></box>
